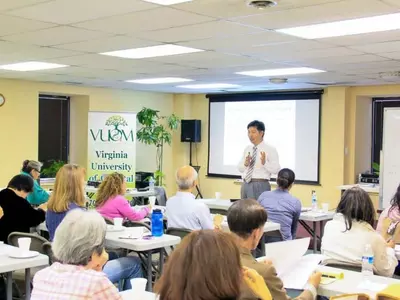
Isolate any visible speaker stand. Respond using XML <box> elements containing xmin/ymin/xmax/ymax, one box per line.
<box><xmin>189</xmin><ymin>142</ymin><xmax>203</xmax><ymax>199</ymax></box>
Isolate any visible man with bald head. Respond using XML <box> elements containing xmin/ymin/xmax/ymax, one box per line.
<box><xmin>166</xmin><ymin>165</ymin><xmax>214</xmax><ymax>230</ymax></box>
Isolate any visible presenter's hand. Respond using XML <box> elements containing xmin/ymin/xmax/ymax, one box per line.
<box><xmin>244</xmin><ymin>153</ymin><xmax>252</xmax><ymax>167</ymax></box>
<box><xmin>260</xmin><ymin>151</ymin><xmax>267</xmax><ymax>165</ymax></box>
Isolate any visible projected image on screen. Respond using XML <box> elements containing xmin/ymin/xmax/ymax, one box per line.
<box><xmin>209</xmin><ymin>99</ymin><xmax>320</xmax><ymax>182</ymax></box>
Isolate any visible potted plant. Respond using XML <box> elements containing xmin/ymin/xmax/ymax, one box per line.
<box><xmin>136</xmin><ymin>107</ymin><xmax>180</xmax><ymax>186</ymax></box>
<box><xmin>40</xmin><ymin>160</ymin><xmax>66</xmax><ymax>178</ymax></box>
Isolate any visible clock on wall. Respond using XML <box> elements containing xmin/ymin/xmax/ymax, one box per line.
<box><xmin>0</xmin><ymin>94</ymin><xmax>5</xmax><ymax>107</ymax></box>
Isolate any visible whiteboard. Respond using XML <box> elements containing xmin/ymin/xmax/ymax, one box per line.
<box><xmin>381</xmin><ymin>108</ymin><xmax>400</xmax><ymax>208</ymax></box>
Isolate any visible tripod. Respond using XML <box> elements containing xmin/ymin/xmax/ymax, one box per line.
<box><xmin>189</xmin><ymin>142</ymin><xmax>203</xmax><ymax>199</ymax></box>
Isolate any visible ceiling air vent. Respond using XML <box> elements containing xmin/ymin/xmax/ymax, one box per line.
<box><xmin>247</xmin><ymin>0</ymin><xmax>277</xmax><ymax>9</ymax></box>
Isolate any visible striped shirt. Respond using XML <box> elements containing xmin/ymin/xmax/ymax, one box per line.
<box><xmin>32</xmin><ymin>262</ymin><xmax>122</xmax><ymax>300</ymax></box>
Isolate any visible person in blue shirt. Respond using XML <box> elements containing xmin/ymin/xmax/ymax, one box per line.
<box><xmin>258</xmin><ymin>168</ymin><xmax>302</xmax><ymax>242</ymax></box>
<box><xmin>21</xmin><ymin>160</ymin><xmax>49</xmax><ymax>205</ymax></box>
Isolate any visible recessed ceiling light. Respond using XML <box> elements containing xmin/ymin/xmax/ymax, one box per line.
<box><xmin>276</xmin><ymin>13</ymin><xmax>400</xmax><ymax>39</ymax></box>
<box><xmin>177</xmin><ymin>83</ymin><xmax>241</xmax><ymax>89</ymax></box>
<box><xmin>142</xmin><ymin>0</ymin><xmax>192</xmax><ymax>4</ymax></box>
<box><xmin>100</xmin><ymin>44</ymin><xmax>203</xmax><ymax>59</ymax></box>
<box><xmin>126</xmin><ymin>77</ymin><xmax>193</xmax><ymax>84</ymax></box>
<box><xmin>0</xmin><ymin>61</ymin><xmax>68</xmax><ymax>71</ymax></box>
<box><xmin>236</xmin><ymin>67</ymin><xmax>325</xmax><ymax>77</ymax></box>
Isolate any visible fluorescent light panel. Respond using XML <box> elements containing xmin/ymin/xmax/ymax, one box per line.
<box><xmin>276</xmin><ymin>13</ymin><xmax>400</xmax><ymax>39</ymax></box>
<box><xmin>101</xmin><ymin>44</ymin><xmax>203</xmax><ymax>59</ymax></box>
<box><xmin>178</xmin><ymin>83</ymin><xmax>241</xmax><ymax>89</ymax></box>
<box><xmin>126</xmin><ymin>77</ymin><xmax>193</xmax><ymax>84</ymax></box>
<box><xmin>142</xmin><ymin>0</ymin><xmax>192</xmax><ymax>4</ymax></box>
<box><xmin>0</xmin><ymin>61</ymin><xmax>68</xmax><ymax>71</ymax></box>
<box><xmin>237</xmin><ymin>67</ymin><xmax>325</xmax><ymax>77</ymax></box>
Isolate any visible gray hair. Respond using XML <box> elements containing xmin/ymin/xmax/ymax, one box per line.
<box><xmin>52</xmin><ymin>209</ymin><xmax>106</xmax><ymax>266</ymax></box>
<box><xmin>176</xmin><ymin>167</ymin><xmax>198</xmax><ymax>190</ymax></box>
<box><xmin>22</xmin><ymin>160</ymin><xmax>43</xmax><ymax>173</ymax></box>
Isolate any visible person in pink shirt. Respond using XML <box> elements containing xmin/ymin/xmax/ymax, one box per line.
<box><xmin>96</xmin><ymin>172</ymin><xmax>150</xmax><ymax>221</ymax></box>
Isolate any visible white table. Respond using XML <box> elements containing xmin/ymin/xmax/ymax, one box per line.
<box><xmin>316</xmin><ymin>265</ymin><xmax>400</xmax><ymax>299</ymax></box>
<box><xmin>0</xmin><ymin>244</ymin><xmax>49</xmax><ymax>300</ymax></box>
<box><xmin>338</xmin><ymin>184</ymin><xmax>380</xmax><ymax>194</ymax></box>
<box><xmin>120</xmin><ymin>290</ymin><xmax>157</xmax><ymax>300</ymax></box>
<box><xmin>106</xmin><ymin>227</ymin><xmax>181</xmax><ymax>292</ymax></box>
<box><xmin>299</xmin><ymin>211</ymin><xmax>335</xmax><ymax>253</ymax></box>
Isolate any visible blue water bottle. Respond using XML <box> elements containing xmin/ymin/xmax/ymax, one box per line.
<box><xmin>151</xmin><ymin>209</ymin><xmax>164</xmax><ymax>237</ymax></box>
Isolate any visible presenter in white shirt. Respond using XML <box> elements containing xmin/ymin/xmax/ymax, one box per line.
<box><xmin>238</xmin><ymin>120</ymin><xmax>280</xmax><ymax>200</ymax></box>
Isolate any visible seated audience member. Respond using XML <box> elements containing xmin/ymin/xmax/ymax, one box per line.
<box><xmin>227</xmin><ymin>199</ymin><xmax>320</xmax><ymax>300</ymax></box>
<box><xmin>96</xmin><ymin>172</ymin><xmax>149</xmax><ymax>221</ymax></box>
<box><xmin>155</xmin><ymin>230</ymin><xmax>272</xmax><ymax>300</ymax></box>
<box><xmin>322</xmin><ymin>187</ymin><xmax>397</xmax><ymax>277</ymax></box>
<box><xmin>166</xmin><ymin>165</ymin><xmax>214</xmax><ymax>230</ymax></box>
<box><xmin>46</xmin><ymin>164</ymin><xmax>143</xmax><ymax>291</ymax></box>
<box><xmin>377</xmin><ymin>184</ymin><xmax>400</xmax><ymax>243</ymax></box>
<box><xmin>258</xmin><ymin>168</ymin><xmax>301</xmax><ymax>242</ymax></box>
<box><xmin>20</xmin><ymin>159</ymin><xmax>49</xmax><ymax>205</ymax></box>
<box><xmin>32</xmin><ymin>210</ymin><xmax>122</xmax><ymax>300</ymax></box>
<box><xmin>0</xmin><ymin>174</ymin><xmax>46</xmax><ymax>242</ymax></box>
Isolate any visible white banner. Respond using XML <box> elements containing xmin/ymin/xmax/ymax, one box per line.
<box><xmin>87</xmin><ymin>111</ymin><xmax>136</xmax><ymax>186</ymax></box>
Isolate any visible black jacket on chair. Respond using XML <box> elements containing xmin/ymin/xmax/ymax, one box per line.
<box><xmin>0</xmin><ymin>188</ymin><xmax>45</xmax><ymax>243</ymax></box>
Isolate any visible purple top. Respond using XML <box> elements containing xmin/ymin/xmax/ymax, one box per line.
<box><xmin>258</xmin><ymin>189</ymin><xmax>302</xmax><ymax>240</ymax></box>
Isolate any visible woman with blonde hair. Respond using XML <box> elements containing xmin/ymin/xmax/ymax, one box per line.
<box><xmin>96</xmin><ymin>172</ymin><xmax>149</xmax><ymax>221</ymax></box>
<box><xmin>46</xmin><ymin>164</ymin><xmax>144</xmax><ymax>291</ymax></box>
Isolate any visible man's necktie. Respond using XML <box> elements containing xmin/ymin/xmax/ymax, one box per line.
<box><xmin>244</xmin><ymin>147</ymin><xmax>257</xmax><ymax>183</ymax></box>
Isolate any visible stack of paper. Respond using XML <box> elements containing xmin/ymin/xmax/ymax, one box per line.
<box><xmin>258</xmin><ymin>238</ymin><xmax>324</xmax><ymax>290</ymax></box>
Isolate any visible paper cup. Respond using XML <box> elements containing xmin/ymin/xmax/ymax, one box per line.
<box><xmin>322</xmin><ymin>203</ymin><xmax>329</xmax><ymax>212</ymax></box>
<box><xmin>130</xmin><ymin>278</ymin><xmax>147</xmax><ymax>292</ymax></box>
<box><xmin>113</xmin><ymin>217</ymin><xmax>123</xmax><ymax>228</ymax></box>
<box><xmin>215</xmin><ymin>192</ymin><xmax>221</xmax><ymax>200</ymax></box>
<box><xmin>18</xmin><ymin>237</ymin><xmax>31</xmax><ymax>251</ymax></box>
<box><xmin>149</xmin><ymin>196</ymin><xmax>156</xmax><ymax>207</ymax></box>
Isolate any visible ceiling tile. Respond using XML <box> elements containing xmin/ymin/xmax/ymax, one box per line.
<box><xmin>321</xmin><ymin>30</ymin><xmax>400</xmax><ymax>46</ymax></box>
<box><xmin>176</xmin><ymin>31</ymin><xmax>299</xmax><ymax>52</ymax></box>
<box><xmin>235</xmin><ymin>0</ymin><xmax>398</xmax><ymax>29</ymax></box>
<box><xmin>0</xmin><ymin>0</ymin><xmax>48</xmax><ymax>12</ymax></box>
<box><xmin>349</xmin><ymin>41</ymin><xmax>400</xmax><ymax>54</ymax></box>
<box><xmin>5</xmin><ymin>0</ymin><xmax>157</xmax><ymax>24</ymax></box>
<box><xmin>379</xmin><ymin>52</ymin><xmax>400</xmax><ymax>59</ymax></box>
<box><xmin>174</xmin><ymin>0</ymin><xmax>342</xmax><ymax>19</ymax></box>
<box><xmin>75</xmin><ymin>7</ymin><xmax>215</xmax><ymax>34</ymax></box>
<box><xmin>2</xmin><ymin>26</ymin><xmax>110</xmax><ymax>46</ymax></box>
<box><xmin>55</xmin><ymin>36</ymin><xmax>158</xmax><ymax>53</ymax></box>
<box><xmin>134</xmin><ymin>20</ymin><xmax>263</xmax><ymax>43</ymax></box>
<box><xmin>0</xmin><ymin>14</ymin><xmax>55</xmax><ymax>36</ymax></box>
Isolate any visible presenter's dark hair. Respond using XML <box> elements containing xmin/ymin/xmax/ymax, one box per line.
<box><xmin>247</xmin><ymin>120</ymin><xmax>265</xmax><ymax>134</ymax></box>
<box><xmin>336</xmin><ymin>187</ymin><xmax>375</xmax><ymax>231</ymax></box>
<box><xmin>227</xmin><ymin>199</ymin><xmax>267</xmax><ymax>239</ymax></box>
<box><xmin>7</xmin><ymin>174</ymin><xmax>34</xmax><ymax>193</ymax></box>
<box><xmin>277</xmin><ymin>168</ymin><xmax>295</xmax><ymax>190</ymax></box>
<box><xmin>390</xmin><ymin>184</ymin><xmax>400</xmax><ymax>213</ymax></box>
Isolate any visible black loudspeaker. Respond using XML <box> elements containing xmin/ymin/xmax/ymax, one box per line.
<box><xmin>181</xmin><ymin>119</ymin><xmax>201</xmax><ymax>142</ymax></box>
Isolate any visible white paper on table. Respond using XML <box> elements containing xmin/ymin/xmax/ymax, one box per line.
<box><xmin>280</xmin><ymin>254</ymin><xmax>325</xmax><ymax>290</ymax></box>
<box><xmin>357</xmin><ymin>280</ymin><xmax>387</xmax><ymax>292</ymax></box>
<box><xmin>260</xmin><ymin>238</ymin><xmax>311</xmax><ymax>276</ymax></box>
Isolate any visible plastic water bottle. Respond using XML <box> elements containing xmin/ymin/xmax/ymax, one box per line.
<box><xmin>311</xmin><ymin>190</ymin><xmax>318</xmax><ymax>211</ymax></box>
<box><xmin>361</xmin><ymin>244</ymin><xmax>374</xmax><ymax>280</ymax></box>
<box><xmin>149</xmin><ymin>177</ymin><xmax>155</xmax><ymax>192</ymax></box>
<box><xmin>151</xmin><ymin>209</ymin><xmax>164</xmax><ymax>237</ymax></box>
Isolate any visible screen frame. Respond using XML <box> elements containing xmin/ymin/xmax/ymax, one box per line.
<box><xmin>206</xmin><ymin>90</ymin><xmax>323</xmax><ymax>185</ymax></box>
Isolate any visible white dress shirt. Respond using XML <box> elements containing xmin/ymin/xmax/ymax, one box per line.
<box><xmin>237</xmin><ymin>141</ymin><xmax>280</xmax><ymax>180</ymax></box>
<box><xmin>166</xmin><ymin>191</ymin><xmax>214</xmax><ymax>230</ymax></box>
<box><xmin>321</xmin><ymin>213</ymin><xmax>398</xmax><ymax>277</ymax></box>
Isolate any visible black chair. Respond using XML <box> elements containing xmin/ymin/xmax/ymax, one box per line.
<box><xmin>210</xmin><ymin>208</ymin><xmax>228</xmax><ymax>216</ymax></box>
<box><xmin>166</xmin><ymin>227</ymin><xmax>192</xmax><ymax>239</ymax></box>
<box><xmin>264</xmin><ymin>229</ymin><xmax>284</xmax><ymax>242</ymax></box>
<box><xmin>42</xmin><ymin>242</ymin><xmax>54</xmax><ymax>265</ymax></box>
<box><xmin>8</xmin><ymin>232</ymin><xmax>48</xmax><ymax>254</ymax></box>
<box><xmin>103</xmin><ymin>217</ymin><xmax>114</xmax><ymax>225</ymax></box>
<box><xmin>124</xmin><ymin>220</ymin><xmax>151</xmax><ymax>231</ymax></box>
